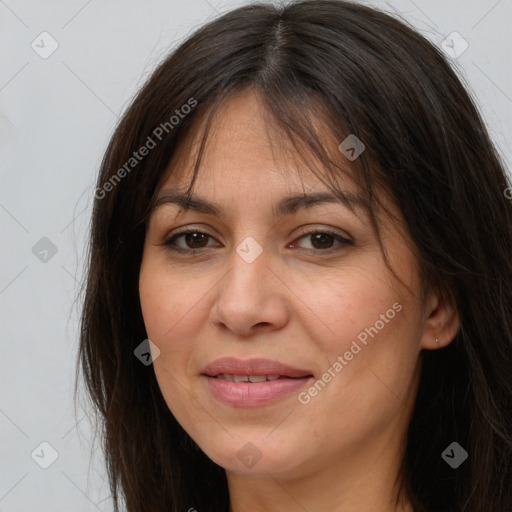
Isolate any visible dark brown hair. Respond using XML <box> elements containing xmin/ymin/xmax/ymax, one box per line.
<box><xmin>77</xmin><ymin>1</ymin><xmax>512</xmax><ymax>511</ymax></box>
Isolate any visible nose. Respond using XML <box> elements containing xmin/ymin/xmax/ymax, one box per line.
<box><xmin>210</xmin><ymin>242</ymin><xmax>290</xmax><ymax>337</ymax></box>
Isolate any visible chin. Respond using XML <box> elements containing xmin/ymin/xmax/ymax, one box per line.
<box><xmin>198</xmin><ymin>433</ymin><xmax>304</xmax><ymax>476</ymax></box>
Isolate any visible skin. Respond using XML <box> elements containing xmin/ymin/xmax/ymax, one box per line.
<box><xmin>138</xmin><ymin>88</ymin><xmax>460</xmax><ymax>512</ymax></box>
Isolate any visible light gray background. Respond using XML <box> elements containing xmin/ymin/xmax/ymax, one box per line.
<box><xmin>1</xmin><ymin>0</ymin><xmax>511</xmax><ymax>510</ymax></box>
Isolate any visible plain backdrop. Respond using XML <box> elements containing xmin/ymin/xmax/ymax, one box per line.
<box><xmin>1</xmin><ymin>0</ymin><xmax>511</xmax><ymax>510</ymax></box>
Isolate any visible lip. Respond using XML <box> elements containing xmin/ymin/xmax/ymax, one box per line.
<box><xmin>201</xmin><ymin>357</ymin><xmax>313</xmax><ymax>378</ymax></box>
<box><xmin>201</xmin><ymin>357</ymin><xmax>314</xmax><ymax>407</ymax></box>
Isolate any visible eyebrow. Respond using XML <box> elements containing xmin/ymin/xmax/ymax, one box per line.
<box><xmin>152</xmin><ymin>190</ymin><xmax>366</xmax><ymax>219</ymax></box>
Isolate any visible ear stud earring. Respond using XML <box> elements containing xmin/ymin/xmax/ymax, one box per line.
<box><xmin>435</xmin><ymin>338</ymin><xmax>440</xmax><ymax>344</ymax></box>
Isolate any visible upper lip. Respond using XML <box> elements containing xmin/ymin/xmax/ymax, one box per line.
<box><xmin>201</xmin><ymin>357</ymin><xmax>313</xmax><ymax>378</ymax></box>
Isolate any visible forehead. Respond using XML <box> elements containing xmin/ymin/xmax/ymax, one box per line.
<box><xmin>157</xmin><ymin>88</ymin><xmax>356</xmax><ymax>196</ymax></box>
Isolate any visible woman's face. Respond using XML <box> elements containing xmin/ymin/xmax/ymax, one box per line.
<box><xmin>139</xmin><ymin>89</ymin><xmax>454</xmax><ymax>480</ymax></box>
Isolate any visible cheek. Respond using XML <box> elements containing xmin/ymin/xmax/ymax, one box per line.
<box><xmin>296</xmin><ymin>266</ymin><xmax>399</xmax><ymax>356</ymax></box>
<box><xmin>139</xmin><ymin>258</ymin><xmax>206</xmax><ymax>343</ymax></box>
<box><xmin>139</xmin><ymin>261</ymin><xmax>208</xmax><ymax>420</ymax></box>
<box><xmin>138</xmin><ymin>261</ymin><xmax>206</xmax><ymax>387</ymax></box>
<box><xmin>296</xmin><ymin>291</ymin><xmax>419</xmax><ymax>459</ymax></box>
<box><xmin>299</xmin><ymin>269</ymin><xmax>420</xmax><ymax>410</ymax></box>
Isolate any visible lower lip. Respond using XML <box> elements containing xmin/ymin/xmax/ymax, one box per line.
<box><xmin>203</xmin><ymin>375</ymin><xmax>313</xmax><ymax>407</ymax></box>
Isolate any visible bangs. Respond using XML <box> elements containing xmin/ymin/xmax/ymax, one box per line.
<box><xmin>146</xmin><ymin>82</ymin><xmax>411</xmax><ymax>295</ymax></box>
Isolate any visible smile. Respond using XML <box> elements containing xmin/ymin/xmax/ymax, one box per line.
<box><xmin>201</xmin><ymin>357</ymin><xmax>314</xmax><ymax>407</ymax></box>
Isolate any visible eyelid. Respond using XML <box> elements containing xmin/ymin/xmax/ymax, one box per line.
<box><xmin>294</xmin><ymin>225</ymin><xmax>353</xmax><ymax>243</ymax></box>
<box><xmin>160</xmin><ymin>224</ymin><xmax>355</xmax><ymax>257</ymax></box>
<box><xmin>162</xmin><ymin>225</ymin><xmax>220</xmax><ymax>245</ymax></box>
<box><xmin>162</xmin><ymin>224</ymin><xmax>352</xmax><ymax>242</ymax></box>
<box><xmin>160</xmin><ymin>227</ymin><xmax>219</xmax><ymax>252</ymax></box>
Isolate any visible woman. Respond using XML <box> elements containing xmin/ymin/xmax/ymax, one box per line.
<box><xmin>78</xmin><ymin>1</ymin><xmax>512</xmax><ymax>511</ymax></box>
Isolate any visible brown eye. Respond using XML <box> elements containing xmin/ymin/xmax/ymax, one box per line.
<box><xmin>181</xmin><ymin>232</ymin><xmax>210</xmax><ymax>249</ymax></box>
<box><xmin>293</xmin><ymin>230</ymin><xmax>353</xmax><ymax>251</ymax></box>
<box><xmin>309</xmin><ymin>232</ymin><xmax>336</xmax><ymax>249</ymax></box>
<box><xmin>162</xmin><ymin>228</ymin><xmax>353</xmax><ymax>256</ymax></box>
<box><xmin>162</xmin><ymin>230</ymin><xmax>218</xmax><ymax>253</ymax></box>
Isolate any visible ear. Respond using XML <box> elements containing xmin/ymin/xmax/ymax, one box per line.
<box><xmin>420</xmin><ymin>287</ymin><xmax>460</xmax><ymax>350</ymax></box>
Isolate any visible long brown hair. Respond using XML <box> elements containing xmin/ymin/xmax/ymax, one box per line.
<box><xmin>77</xmin><ymin>1</ymin><xmax>512</xmax><ymax>511</ymax></box>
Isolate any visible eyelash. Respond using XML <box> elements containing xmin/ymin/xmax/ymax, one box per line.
<box><xmin>161</xmin><ymin>227</ymin><xmax>354</xmax><ymax>256</ymax></box>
